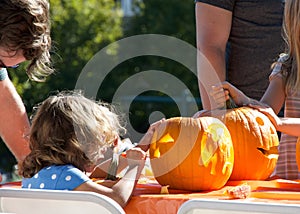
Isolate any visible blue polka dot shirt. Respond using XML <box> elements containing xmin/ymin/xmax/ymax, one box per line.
<box><xmin>22</xmin><ymin>165</ymin><xmax>90</xmax><ymax>190</ymax></box>
<box><xmin>0</xmin><ymin>68</ymin><xmax>8</xmax><ymax>81</ymax></box>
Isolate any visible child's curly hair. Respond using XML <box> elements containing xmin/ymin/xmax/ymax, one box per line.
<box><xmin>0</xmin><ymin>0</ymin><xmax>53</xmax><ymax>81</ymax></box>
<box><xmin>20</xmin><ymin>91</ymin><xmax>126</xmax><ymax>178</ymax></box>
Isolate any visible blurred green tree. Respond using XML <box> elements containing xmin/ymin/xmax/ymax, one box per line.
<box><xmin>98</xmin><ymin>0</ymin><xmax>200</xmax><ymax>141</ymax></box>
<box><xmin>1</xmin><ymin>0</ymin><xmax>200</xmax><ymax>175</ymax></box>
<box><xmin>0</xmin><ymin>0</ymin><xmax>123</xmax><ymax>175</ymax></box>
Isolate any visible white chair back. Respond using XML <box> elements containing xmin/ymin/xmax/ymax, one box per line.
<box><xmin>0</xmin><ymin>188</ymin><xmax>125</xmax><ymax>214</ymax></box>
<box><xmin>177</xmin><ymin>198</ymin><xmax>300</xmax><ymax>214</ymax></box>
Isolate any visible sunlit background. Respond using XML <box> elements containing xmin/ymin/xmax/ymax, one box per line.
<box><xmin>0</xmin><ymin>0</ymin><xmax>200</xmax><ymax>183</ymax></box>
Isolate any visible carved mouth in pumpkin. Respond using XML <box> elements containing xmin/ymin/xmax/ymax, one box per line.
<box><xmin>257</xmin><ymin>146</ymin><xmax>279</xmax><ymax>159</ymax></box>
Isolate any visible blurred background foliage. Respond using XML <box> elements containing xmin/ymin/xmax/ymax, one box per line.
<box><xmin>0</xmin><ymin>0</ymin><xmax>199</xmax><ymax>175</ymax></box>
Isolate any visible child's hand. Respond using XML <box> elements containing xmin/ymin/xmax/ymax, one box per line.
<box><xmin>126</xmin><ymin>147</ymin><xmax>146</xmax><ymax>167</ymax></box>
<box><xmin>137</xmin><ymin>119</ymin><xmax>165</xmax><ymax>152</ymax></box>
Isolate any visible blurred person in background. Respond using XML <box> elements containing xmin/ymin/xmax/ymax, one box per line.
<box><xmin>0</xmin><ymin>0</ymin><xmax>53</xmax><ymax>181</ymax></box>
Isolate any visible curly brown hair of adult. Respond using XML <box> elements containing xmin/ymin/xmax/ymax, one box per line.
<box><xmin>0</xmin><ymin>0</ymin><xmax>53</xmax><ymax>81</ymax></box>
<box><xmin>20</xmin><ymin>91</ymin><xmax>126</xmax><ymax>178</ymax></box>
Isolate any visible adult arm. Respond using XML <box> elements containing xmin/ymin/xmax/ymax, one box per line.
<box><xmin>0</xmin><ymin>75</ymin><xmax>30</xmax><ymax>162</ymax></box>
<box><xmin>195</xmin><ymin>2</ymin><xmax>232</xmax><ymax>109</ymax></box>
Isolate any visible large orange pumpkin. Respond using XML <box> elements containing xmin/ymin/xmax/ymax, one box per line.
<box><xmin>296</xmin><ymin>137</ymin><xmax>300</xmax><ymax>171</ymax></box>
<box><xmin>149</xmin><ymin>117</ymin><xmax>234</xmax><ymax>191</ymax></box>
<box><xmin>198</xmin><ymin>106</ymin><xmax>279</xmax><ymax>180</ymax></box>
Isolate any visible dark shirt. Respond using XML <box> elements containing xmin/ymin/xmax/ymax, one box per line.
<box><xmin>195</xmin><ymin>0</ymin><xmax>285</xmax><ymax>100</ymax></box>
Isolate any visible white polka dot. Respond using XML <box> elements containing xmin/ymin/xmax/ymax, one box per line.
<box><xmin>46</xmin><ymin>166</ymin><xmax>51</xmax><ymax>170</ymax></box>
<box><xmin>65</xmin><ymin>175</ymin><xmax>72</xmax><ymax>181</ymax></box>
<box><xmin>51</xmin><ymin>174</ymin><xmax>57</xmax><ymax>180</ymax></box>
<box><xmin>28</xmin><ymin>184</ymin><xmax>32</xmax><ymax>189</ymax></box>
<box><xmin>40</xmin><ymin>183</ymin><xmax>45</xmax><ymax>189</ymax></box>
<box><xmin>34</xmin><ymin>173</ymin><xmax>39</xmax><ymax>178</ymax></box>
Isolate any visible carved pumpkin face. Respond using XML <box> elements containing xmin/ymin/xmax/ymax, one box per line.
<box><xmin>149</xmin><ymin>117</ymin><xmax>234</xmax><ymax>191</ymax></box>
<box><xmin>199</xmin><ymin>107</ymin><xmax>279</xmax><ymax>180</ymax></box>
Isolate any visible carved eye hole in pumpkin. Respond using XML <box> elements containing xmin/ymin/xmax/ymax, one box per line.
<box><xmin>256</xmin><ymin>116</ymin><xmax>276</xmax><ymax>134</ymax></box>
<box><xmin>255</xmin><ymin>115</ymin><xmax>276</xmax><ymax>139</ymax></box>
<box><xmin>255</xmin><ymin>116</ymin><xmax>264</xmax><ymax>126</ymax></box>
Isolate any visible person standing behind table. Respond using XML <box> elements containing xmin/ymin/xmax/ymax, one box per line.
<box><xmin>210</xmin><ymin>0</ymin><xmax>300</xmax><ymax>179</ymax></box>
<box><xmin>0</xmin><ymin>0</ymin><xmax>53</xmax><ymax>172</ymax></box>
<box><xmin>195</xmin><ymin>0</ymin><xmax>285</xmax><ymax>110</ymax></box>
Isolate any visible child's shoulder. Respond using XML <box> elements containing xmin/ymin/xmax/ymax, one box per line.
<box><xmin>40</xmin><ymin>164</ymin><xmax>76</xmax><ymax>174</ymax></box>
<box><xmin>22</xmin><ymin>164</ymin><xmax>90</xmax><ymax>190</ymax></box>
<box><xmin>45</xmin><ymin>164</ymin><xmax>89</xmax><ymax>181</ymax></box>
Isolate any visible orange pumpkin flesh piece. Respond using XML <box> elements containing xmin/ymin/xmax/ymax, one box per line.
<box><xmin>149</xmin><ymin>117</ymin><xmax>234</xmax><ymax>191</ymax></box>
<box><xmin>199</xmin><ymin>107</ymin><xmax>279</xmax><ymax>180</ymax></box>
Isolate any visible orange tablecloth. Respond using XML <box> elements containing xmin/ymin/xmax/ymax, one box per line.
<box><xmin>2</xmin><ymin>179</ymin><xmax>300</xmax><ymax>214</ymax></box>
<box><xmin>124</xmin><ymin>178</ymin><xmax>300</xmax><ymax>214</ymax></box>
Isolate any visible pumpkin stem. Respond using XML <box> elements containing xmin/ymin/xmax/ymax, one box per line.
<box><xmin>225</xmin><ymin>96</ymin><xmax>238</xmax><ymax>109</ymax></box>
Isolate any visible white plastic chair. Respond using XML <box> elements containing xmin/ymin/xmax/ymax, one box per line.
<box><xmin>0</xmin><ymin>188</ymin><xmax>125</xmax><ymax>214</ymax></box>
<box><xmin>177</xmin><ymin>198</ymin><xmax>300</xmax><ymax>214</ymax></box>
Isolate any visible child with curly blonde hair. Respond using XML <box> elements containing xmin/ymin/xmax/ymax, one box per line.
<box><xmin>20</xmin><ymin>91</ymin><xmax>159</xmax><ymax>207</ymax></box>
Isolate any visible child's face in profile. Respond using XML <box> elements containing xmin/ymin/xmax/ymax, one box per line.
<box><xmin>85</xmin><ymin>137</ymin><xmax>119</xmax><ymax>170</ymax></box>
<box><xmin>85</xmin><ymin>137</ymin><xmax>133</xmax><ymax>172</ymax></box>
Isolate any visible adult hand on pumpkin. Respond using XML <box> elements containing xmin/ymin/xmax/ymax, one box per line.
<box><xmin>210</xmin><ymin>81</ymin><xmax>250</xmax><ymax>107</ymax></box>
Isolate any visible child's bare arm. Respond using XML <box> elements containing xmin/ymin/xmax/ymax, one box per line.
<box><xmin>276</xmin><ymin>118</ymin><xmax>300</xmax><ymax>137</ymax></box>
<box><xmin>250</xmin><ymin>104</ymin><xmax>300</xmax><ymax>137</ymax></box>
<box><xmin>75</xmin><ymin>147</ymin><xmax>146</xmax><ymax>207</ymax></box>
<box><xmin>90</xmin><ymin>119</ymin><xmax>163</xmax><ymax>179</ymax></box>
